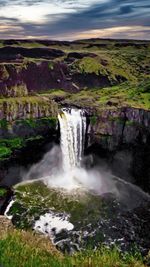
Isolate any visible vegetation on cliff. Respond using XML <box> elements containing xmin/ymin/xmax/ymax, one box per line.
<box><xmin>0</xmin><ymin>117</ymin><xmax>57</xmax><ymax>160</ymax></box>
<box><xmin>0</xmin><ymin>94</ymin><xmax>58</xmax><ymax>161</ymax></box>
<box><xmin>40</xmin><ymin>79</ymin><xmax>150</xmax><ymax>111</ymax></box>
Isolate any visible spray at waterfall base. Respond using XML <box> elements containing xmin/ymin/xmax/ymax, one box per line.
<box><xmin>5</xmin><ymin>108</ymin><xmax>150</xmax><ymax>254</ymax></box>
<box><xmin>24</xmin><ymin>108</ymin><xmax>118</xmax><ymax>194</ymax></box>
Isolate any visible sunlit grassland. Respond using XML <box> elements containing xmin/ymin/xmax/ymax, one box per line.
<box><xmin>40</xmin><ymin>80</ymin><xmax>150</xmax><ymax>110</ymax></box>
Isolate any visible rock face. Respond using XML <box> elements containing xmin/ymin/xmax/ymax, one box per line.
<box><xmin>89</xmin><ymin>107</ymin><xmax>150</xmax><ymax>150</ymax></box>
<box><xmin>0</xmin><ymin>96</ymin><xmax>59</xmax><ymax>186</ymax></box>
<box><xmin>0</xmin><ymin>46</ymin><xmax>132</xmax><ymax>96</ymax></box>
<box><xmin>0</xmin><ymin>96</ymin><xmax>58</xmax><ymax>137</ymax></box>
<box><xmin>0</xmin><ymin>62</ymin><xmax>75</xmax><ymax>96</ymax></box>
<box><xmin>0</xmin><ymin>61</ymin><xmax>119</xmax><ymax>96</ymax></box>
<box><xmin>0</xmin><ymin>46</ymin><xmax>65</xmax><ymax>60</ymax></box>
<box><xmin>87</xmin><ymin>107</ymin><xmax>150</xmax><ymax>192</ymax></box>
<box><xmin>0</xmin><ymin>97</ymin><xmax>58</xmax><ymax>122</ymax></box>
<box><xmin>0</xmin><ymin>186</ymin><xmax>13</xmax><ymax>214</ymax></box>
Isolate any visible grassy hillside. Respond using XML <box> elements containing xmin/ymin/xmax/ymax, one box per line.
<box><xmin>40</xmin><ymin>79</ymin><xmax>150</xmax><ymax>111</ymax></box>
<box><xmin>0</xmin><ymin>228</ymin><xmax>148</xmax><ymax>267</ymax></box>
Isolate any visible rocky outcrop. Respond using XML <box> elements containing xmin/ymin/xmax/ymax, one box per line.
<box><xmin>0</xmin><ymin>96</ymin><xmax>58</xmax><ymax>138</ymax></box>
<box><xmin>0</xmin><ymin>62</ymin><xmax>76</xmax><ymax>96</ymax></box>
<box><xmin>88</xmin><ymin>107</ymin><xmax>150</xmax><ymax>150</ymax></box>
<box><xmin>0</xmin><ymin>96</ymin><xmax>59</xmax><ymax>185</ymax></box>
<box><xmin>0</xmin><ymin>186</ymin><xmax>13</xmax><ymax>214</ymax></box>
<box><xmin>0</xmin><ymin>62</ymin><xmax>116</xmax><ymax>97</ymax></box>
<box><xmin>0</xmin><ymin>46</ymin><xmax>65</xmax><ymax>61</ymax></box>
<box><xmin>87</xmin><ymin>107</ymin><xmax>150</xmax><ymax>192</ymax></box>
<box><xmin>0</xmin><ymin>44</ymin><xmax>133</xmax><ymax>97</ymax></box>
<box><xmin>0</xmin><ymin>96</ymin><xmax>58</xmax><ymax>120</ymax></box>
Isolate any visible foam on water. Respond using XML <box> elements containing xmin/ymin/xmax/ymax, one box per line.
<box><xmin>4</xmin><ymin>199</ymin><xmax>15</xmax><ymax>219</ymax></box>
<box><xmin>34</xmin><ymin>212</ymin><xmax>74</xmax><ymax>242</ymax></box>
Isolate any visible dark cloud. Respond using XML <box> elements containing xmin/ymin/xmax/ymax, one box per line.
<box><xmin>119</xmin><ymin>5</ymin><xmax>134</xmax><ymax>15</ymax></box>
<box><xmin>0</xmin><ymin>16</ymin><xmax>19</xmax><ymax>22</ymax></box>
<box><xmin>24</xmin><ymin>0</ymin><xmax>150</xmax><ymax>36</ymax></box>
<box><xmin>0</xmin><ymin>0</ymin><xmax>150</xmax><ymax>39</ymax></box>
<box><xmin>0</xmin><ymin>0</ymin><xmax>48</xmax><ymax>8</ymax></box>
<box><xmin>21</xmin><ymin>0</ymin><xmax>48</xmax><ymax>6</ymax></box>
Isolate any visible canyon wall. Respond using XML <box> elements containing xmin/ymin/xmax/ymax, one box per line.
<box><xmin>87</xmin><ymin>107</ymin><xmax>150</xmax><ymax>192</ymax></box>
<box><xmin>0</xmin><ymin>96</ymin><xmax>58</xmax><ymax>138</ymax></box>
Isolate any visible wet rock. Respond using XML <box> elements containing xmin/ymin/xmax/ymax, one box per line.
<box><xmin>0</xmin><ymin>186</ymin><xmax>13</xmax><ymax>214</ymax></box>
<box><xmin>0</xmin><ymin>46</ymin><xmax>65</xmax><ymax>60</ymax></box>
<box><xmin>86</xmin><ymin>106</ymin><xmax>150</xmax><ymax>192</ymax></box>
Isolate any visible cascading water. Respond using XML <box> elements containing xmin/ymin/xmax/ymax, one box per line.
<box><xmin>58</xmin><ymin>108</ymin><xmax>86</xmax><ymax>172</ymax></box>
<box><xmin>23</xmin><ymin>107</ymin><xmax>115</xmax><ymax>193</ymax></box>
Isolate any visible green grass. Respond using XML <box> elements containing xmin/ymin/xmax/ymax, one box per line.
<box><xmin>90</xmin><ymin>116</ymin><xmax>97</xmax><ymax>125</ymax></box>
<box><xmin>15</xmin><ymin>117</ymin><xmax>57</xmax><ymax>129</ymax></box>
<box><xmin>74</xmin><ymin>57</ymin><xmax>108</xmax><ymax>76</ymax></box>
<box><xmin>0</xmin><ymin>146</ymin><xmax>12</xmax><ymax>159</ymax></box>
<box><xmin>0</xmin><ymin>137</ymin><xmax>24</xmax><ymax>160</ymax></box>
<box><xmin>0</xmin><ymin>119</ymin><xmax>8</xmax><ymax>130</ymax></box>
<box><xmin>0</xmin><ymin>116</ymin><xmax>58</xmax><ymax>161</ymax></box>
<box><xmin>38</xmin><ymin>89</ymin><xmax>68</xmax><ymax>97</ymax></box>
<box><xmin>25</xmin><ymin>135</ymin><xmax>43</xmax><ymax>142</ymax></box>
<box><xmin>0</xmin><ymin>229</ymin><xmax>148</xmax><ymax>267</ymax></box>
<box><xmin>44</xmin><ymin>80</ymin><xmax>150</xmax><ymax>111</ymax></box>
<box><xmin>48</xmin><ymin>61</ymin><xmax>54</xmax><ymax>70</ymax></box>
<box><xmin>0</xmin><ymin>188</ymin><xmax>7</xmax><ymax>197</ymax></box>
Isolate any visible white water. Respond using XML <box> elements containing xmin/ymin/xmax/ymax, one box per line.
<box><xmin>42</xmin><ymin>108</ymin><xmax>117</xmax><ymax>195</ymax></box>
<box><xmin>34</xmin><ymin>212</ymin><xmax>74</xmax><ymax>242</ymax></box>
<box><xmin>22</xmin><ymin>108</ymin><xmax>117</xmax><ymax>194</ymax></box>
<box><xmin>58</xmin><ymin>108</ymin><xmax>86</xmax><ymax>172</ymax></box>
<box><xmin>4</xmin><ymin>199</ymin><xmax>15</xmax><ymax>219</ymax></box>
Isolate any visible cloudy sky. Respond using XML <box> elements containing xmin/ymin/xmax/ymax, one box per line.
<box><xmin>0</xmin><ymin>0</ymin><xmax>150</xmax><ymax>40</ymax></box>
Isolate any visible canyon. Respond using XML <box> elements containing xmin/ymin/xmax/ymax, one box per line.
<box><xmin>0</xmin><ymin>39</ymin><xmax>150</xmax><ymax>265</ymax></box>
<box><xmin>0</xmin><ymin>38</ymin><xmax>150</xmax><ymax>193</ymax></box>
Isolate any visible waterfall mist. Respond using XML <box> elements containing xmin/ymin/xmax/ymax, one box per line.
<box><xmin>23</xmin><ymin>144</ymin><xmax>118</xmax><ymax>195</ymax></box>
<box><xmin>22</xmin><ymin>108</ymin><xmax>118</xmax><ymax>196</ymax></box>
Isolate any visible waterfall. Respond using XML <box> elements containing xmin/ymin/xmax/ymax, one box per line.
<box><xmin>22</xmin><ymin>107</ymin><xmax>118</xmax><ymax>194</ymax></box>
<box><xmin>58</xmin><ymin>108</ymin><xmax>86</xmax><ymax>172</ymax></box>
